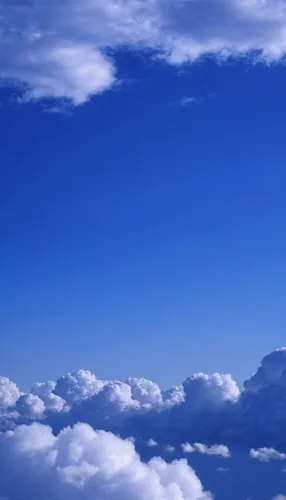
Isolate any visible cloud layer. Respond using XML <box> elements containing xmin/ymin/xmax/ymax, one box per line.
<box><xmin>2</xmin><ymin>348</ymin><xmax>286</xmax><ymax>499</ymax></box>
<box><xmin>2</xmin><ymin>348</ymin><xmax>286</xmax><ymax>449</ymax></box>
<box><xmin>2</xmin><ymin>0</ymin><xmax>286</xmax><ymax>104</ymax></box>
<box><xmin>0</xmin><ymin>422</ymin><xmax>212</xmax><ymax>500</ymax></box>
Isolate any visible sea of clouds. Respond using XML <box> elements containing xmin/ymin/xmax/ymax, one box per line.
<box><xmin>2</xmin><ymin>0</ymin><xmax>286</xmax><ymax>105</ymax></box>
<box><xmin>2</xmin><ymin>348</ymin><xmax>286</xmax><ymax>499</ymax></box>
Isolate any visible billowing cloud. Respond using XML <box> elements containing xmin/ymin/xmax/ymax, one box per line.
<box><xmin>182</xmin><ymin>443</ymin><xmax>231</xmax><ymax>458</ymax></box>
<box><xmin>250</xmin><ymin>448</ymin><xmax>286</xmax><ymax>462</ymax></box>
<box><xmin>31</xmin><ymin>381</ymin><xmax>66</xmax><ymax>413</ymax></box>
<box><xmin>182</xmin><ymin>373</ymin><xmax>240</xmax><ymax>411</ymax></box>
<box><xmin>244</xmin><ymin>349</ymin><xmax>286</xmax><ymax>392</ymax></box>
<box><xmin>54</xmin><ymin>369</ymin><xmax>105</xmax><ymax>405</ymax></box>
<box><xmin>0</xmin><ymin>377</ymin><xmax>21</xmax><ymax>410</ymax></box>
<box><xmin>2</xmin><ymin>0</ymin><xmax>286</xmax><ymax>105</ymax></box>
<box><xmin>0</xmin><ymin>422</ymin><xmax>212</xmax><ymax>500</ymax></box>
<box><xmin>4</xmin><ymin>347</ymin><xmax>286</xmax><ymax>453</ymax></box>
<box><xmin>15</xmin><ymin>393</ymin><xmax>45</xmax><ymax>419</ymax></box>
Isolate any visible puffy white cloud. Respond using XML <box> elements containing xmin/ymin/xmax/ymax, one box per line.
<box><xmin>125</xmin><ymin>377</ymin><xmax>163</xmax><ymax>407</ymax></box>
<box><xmin>4</xmin><ymin>347</ymin><xmax>286</xmax><ymax>452</ymax></box>
<box><xmin>31</xmin><ymin>381</ymin><xmax>67</xmax><ymax>412</ymax></box>
<box><xmin>182</xmin><ymin>372</ymin><xmax>240</xmax><ymax>413</ymax></box>
<box><xmin>3</xmin><ymin>0</ymin><xmax>286</xmax><ymax>104</ymax></box>
<box><xmin>250</xmin><ymin>448</ymin><xmax>286</xmax><ymax>462</ymax></box>
<box><xmin>16</xmin><ymin>393</ymin><xmax>45</xmax><ymax>419</ymax></box>
<box><xmin>162</xmin><ymin>385</ymin><xmax>185</xmax><ymax>406</ymax></box>
<box><xmin>182</xmin><ymin>443</ymin><xmax>231</xmax><ymax>457</ymax></box>
<box><xmin>54</xmin><ymin>369</ymin><xmax>105</xmax><ymax>405</ymax></box>
<box><xmin>0</xmin><ymin>422</ymin><xmax>213</xmax><ymax>500</ymax></box>
<box><xmin>0</xmin><ymin>377</ymin><xmax>21</xmax><ymax>410</ymax></box>
<box><xmin>182</xmin><ymin>443</ymin><xmax>195</xmax><ymax>453</ymax></box>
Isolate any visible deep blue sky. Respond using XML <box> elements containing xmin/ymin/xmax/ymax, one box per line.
<box><xmin>1</xmin><ymin>54</ymin><xmax>286</xmax><ymax>390</ymax></box>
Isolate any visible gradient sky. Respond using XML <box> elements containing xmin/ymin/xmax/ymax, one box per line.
<box><xmin>1</xmin><ymin>51</ymin><xmax>286</xmax><ymax>390</ymax></box>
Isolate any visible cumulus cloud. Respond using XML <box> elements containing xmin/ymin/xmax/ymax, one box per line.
<box><xmin>2</xmin><ymin>0</ymin><xmax>286</xmax><ymax>105</ymax></box>
<box><xmin>250</xmin><ymin>448</ymin><xmax>286</xmax><ymax>462</ymax></box>
<box><xmin>244</xmin><ymin>349</ymin><xmax>286</xmax><ymax>392</ymax></box>
<box><xmin>182</xmin><ymin>443</ymin><xmax>231</xmax><ymax>458</ymax></box>
<box><xmin>0</xmin><ymin>422</ymin><xmax>213</xmax><ymax>500</ymax></box>
<box><xmin>15</xmin><ymin>393</ymin><xmax>45</xmax><ymax>419</ymax></box>
<box><xmin>147</xmin><ymin>438</ymin><xmax>158</xmax><ymax>447</ymax></box>
<box><xmin>5</xmin><ymin>347</ymin><xmax>286</xmax><ymax>453</ymax></box>
<box><xmin>125</xmin><ymin>377</ymin><xmax>163</xmax><ymax>408</ymax></box>
<box><xmin>31</xmin><ymin>381</ymin><xmax>66</xmax><ymax>413</ymax></box>
<box><xmin>53</xmin><ymin>369</ymin><xmax>105</xmax><ymax>405</ymax></box>
<box><xmin>0</xmin><ymin>377</ymin><xmax>21</xmax><ymax>410</ymax></box>
<box><xmin>182</xmin><ymin>373</ymin><xmax>240</xmax><ymax>411</ymax></box>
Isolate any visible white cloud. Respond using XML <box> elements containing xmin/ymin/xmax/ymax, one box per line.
<box><xmin>54</xmin><ymin>369</ymin><xmax>105</xmax><ymax>405</ymax></box>
<box><xmin>182</xmin><ymin>443</ymin><xmax>231</xmax><ymax>458</ymax></box>
<box><xmin>164</xmin><ymin>445</ymin><xmax>175</xmax><ymax>453</ymax></box>
<box><xmin>125</xmin><ymin>377</ymin><xmax>163</xmax><ymax>408</ymax></box>
<box><xmin>182</xmin><ymin>372</ymin><xmax>240</xmax><ymax>414</ymax></box>
<box><xmin>182</xmin><ymin>443</ymin><xmax>195</xmax><ymax>453</ymax></box>
<box><xmin>2</xmin><ymin>0</ymin><xmax>286</xmax><ymax>105</ymax></box>
<box><xmin>244</xmin><ymin>349</ymin><xmax>286</xmax><ymax>392</ymax></box>
<box><xmin>147</xmin><ymin>438</ymin><xmax>158</xmax><ymax>447</ymax></box>
<box><xmin>15</xmin><ymin>393</ymin><xmax>45</xmax><ymax>419</ymax></box>
<box><xmin>31</xmin><ymin>381</ymin><xmax>66</xmax><ymax>413</ymax></box>
<box><xmin>178</xmin><ymin>96</ymin><xmax>198</xmax><ymax>106</ymax></box>
<box><xmin>0</xmin><ymin>377</ymin><xmax>21</xmax><ymax>410</ymax></box>
<box><xmin>0</xmin><ymin>422</ymin><xmax>213</xmax><ymax>500</ymax></box>
<box><xmin>250</xmin><ymin>448</ymin><xmax>286</xmax><ymax>462</ymax></box>
<box><xmin>4</xmin><ymin>347</ymin><xmax>286</xmax><ymax>454</ymax></box>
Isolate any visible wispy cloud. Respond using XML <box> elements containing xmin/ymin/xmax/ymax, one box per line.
<box><xmin>178</xmin><ymin>96</ymin><xmax>198</xmax><ymax>106</ymax></box>
<box><xmin>1</xmin><ymin>1</ymin><xmax>286</xmax><ymax>105</ymax></box>
<box><xmin>182</xmin><ymin>443</ymin><xmax>231</xmax><ymax>458</ymax></box>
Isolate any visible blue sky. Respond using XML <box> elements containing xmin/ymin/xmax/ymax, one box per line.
<box><xmin>2</xmin><ymin>0</ymin><xmax>286</xmax><ymax>390</ymax></box>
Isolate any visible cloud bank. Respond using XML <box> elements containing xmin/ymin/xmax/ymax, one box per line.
<box><xmin>2</xmin><ymin>348</ymin><xmax>286</xmax><ymax>450</ymax></box>
<box><xmin>0</xmin><ymin>422</ymin><xmax>212</xmax><ymax>500</ymax></box>
<box><xmin>2</xmin><ymin>0</ymin><xmax>286</xmax><ymax>104</ymax></box>
<box><xmin>2</xmin><ymin>348</ymin><xmax>286</xmax><ymax>499</ymax></box>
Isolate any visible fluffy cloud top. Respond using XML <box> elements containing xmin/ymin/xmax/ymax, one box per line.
<box><xmin>0</xmin><ymin>422</ymin><xmax>212</xmax><ymax>500</ymax></box>
<box><xmin>2</xmin><ymin>0</ymin><xmax>286</xmax><ymax>104</ymax></box>
<box><xmin>54</xmin><ymin>370</ymin><xmax>105</xmax><ymax>405</ymax></box>
<box><xmin>0</xmin><ymin>376</ymin><xmax>21</xmax><ymax>410</ymax></box>
<box><xmin>4</xmin><ymin>347</ymin><xmax>286</xmax><ymax>451</ymax></box>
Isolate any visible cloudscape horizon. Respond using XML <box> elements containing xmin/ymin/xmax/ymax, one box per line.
<box><xmin>2</xmin><ymin>1</ymin><xmax>286</xmax><ymax>499</ymax></box>
<box><xmin>2</xmin><ymin>348</ymin><xmax>286</xmax><ymax>499</ymax></box>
